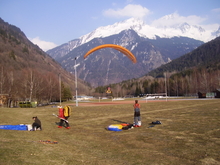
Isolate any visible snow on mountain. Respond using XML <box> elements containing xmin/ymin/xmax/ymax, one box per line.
<box><xmin>79</xmin><ymin>18</ymin><xmax>147</xmax><ymax>44</ymax></box>
<box><xmin>78</xmin><ymin>16</ymin><xmax>219</xmax><ymax>46</ymax></box>
<box><xmin>212</xmin><ymin>26</ymin><xmax>220</xmax><ymax>37</ymax></box>
<box><xmin>47</xmin><ymin>15</ymin><xmax>219</xmax><ymax>60</ymax></box>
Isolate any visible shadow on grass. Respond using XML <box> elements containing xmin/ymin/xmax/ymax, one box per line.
<box><xmin>112</xmin><ymin>119</ymin><xmax>131</xmax><ymax>124</ymax></box>
<box><xmin>55</xmin><ymin>122</ymin><xmax>68</xmax><ymax>127</ymax></box>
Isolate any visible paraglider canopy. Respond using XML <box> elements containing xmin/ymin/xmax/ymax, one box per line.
<box><xmin>83</xmin><ymin>44</ymin><xmax>137</xmax><ymax>63</ymax></box>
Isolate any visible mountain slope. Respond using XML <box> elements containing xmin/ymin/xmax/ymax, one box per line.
<box><xmin>99</xmin><ymin>36</ymin><xmax>220</xmax><ymax>97</ymax></box>
<box><xmin>147</xmin><ymin>36</ymin><xmax>220</xmax><ymax>77</ymax></box>
<box><xmin>47</xmin><ymin>17</ymin><xmax>219</xmax><ymax>60</ymax></box>
<box><xmin>0</xmin><ymin>18</ymin><xmax>90</xmax><ymax>104</ymax></box>
<box><xmin>53</xmin><ymin>29</ymin><xmax>203</xmax><ymax>87</ymax></box>
<box><xmin>47</xmin><ymin>16</ymin><xmax>218</xmax><ymax>87</ymax></box>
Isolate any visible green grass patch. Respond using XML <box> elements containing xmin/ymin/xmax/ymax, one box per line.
<box><xmin>0</xmin><ymin>99</ymin><xmax>220</xmax><ymax>165</ymax></box>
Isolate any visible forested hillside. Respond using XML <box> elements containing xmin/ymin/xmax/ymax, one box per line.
<box><xmin>147</xmin><ymin>36</ymin><xmax>220</xmax><ymax>77</ymax></box>
<box><xmin>95</xmin><ymin>37</ymin><xmax>220</xmax><ymax>97</ymax></box>
<box><xmin>0</xmin><ymin>18</ymin><xmax>91</xmax><ymax>106</ymax></box>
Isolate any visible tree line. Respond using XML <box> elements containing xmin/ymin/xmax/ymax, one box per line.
<box><xmin>1</xmin><ymin>63</ymin><xmax>219</xmax><ymax>107</ymax></box>
<box><xmin>0</xmin><ymin>67</ymin><xmax>73</xmax><ymax>107</ymax></box>
<box><xmin>95</xmin><ymin>66</ymin><xmax>220</xmax><ymax>97</ymax></box>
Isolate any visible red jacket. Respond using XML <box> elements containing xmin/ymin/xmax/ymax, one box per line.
<box><xmin>133</xmin><ymin>103</ymin><xmax>140</xmax><ymax>109</ymax></box>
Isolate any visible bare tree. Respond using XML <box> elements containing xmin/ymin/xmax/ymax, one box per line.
<box><xmin>28</xmin><ymin>70</ymin><xmax>34</xmax><ymax>101</ymax></box>
<box><xmin>45</xmin><ymin>73</ymin><xmax>59</xmax><ymax>102</ymax></box>
<box><xmin>192</xmin><ymin>68</ymin><xmax>199</xmax><ymax>94</ymax></box>
<box><xmin>199</xmin><ymin>68</ymin><xmax>209</xmax><ymax>92</ymax></box>
<box><xmin>173</xmin><ymin>76</ymin><xmax>179</xmax><ymax>96</ymax></box>
<box><xmin>0</xmin><ymin>66</ymin><xmax>5</xmax><ymax>94</ymax></box>
<box><xmin>217</xmin><ymin>65</ymin><xmax>220</xmax><ymax>89</ymax></box>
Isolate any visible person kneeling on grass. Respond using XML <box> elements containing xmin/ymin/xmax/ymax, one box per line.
<box><xmin>31</xmin><ymin>116</ymin><xmax>42</xmax><ymax>131</ymax></box>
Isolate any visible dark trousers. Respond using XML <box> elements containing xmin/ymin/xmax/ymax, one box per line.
<box><xmin>134</xmin><ymin>111</ymin><xmax>141</xmax><ymax>125</ymax></box>
<box><xmin>59</xmin><ymin>117</ymin><xmax>69</xmax><ymax>127</ymax></box>
<box><xmin>32</xmin><ymin>123</ymin><xmax>42</xmax><ymax>131</ymax></box>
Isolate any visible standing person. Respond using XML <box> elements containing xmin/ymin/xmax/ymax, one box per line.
<box><xmin>31</xmin><ymin>116</ymin><xmax>42</xmax><ymax>131</ymax></box>
<box><xmin>133</xmin><ymin>100</ymin><xmax>141</xmax><ymax>127</ymax></box>
<box><xmin>58</xmin><ymin>105</ymin><xmax>71</xmax><ymax>129</ymax></box>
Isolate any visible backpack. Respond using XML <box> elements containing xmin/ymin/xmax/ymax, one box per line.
<box><xmin>63</xmin><ymin>105</ymin><xmax>71</xmax><ymax>117</ymax></box>
<box><xmin>152</xmin><ymin>121</ymin><xmax>162</xmax><ymax>124</ymax></box>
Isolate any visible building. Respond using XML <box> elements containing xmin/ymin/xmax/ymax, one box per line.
<box><xmin>214</xmin><ymin>89</ymin><xmax>220</xmax><ymax>98</ymax></box>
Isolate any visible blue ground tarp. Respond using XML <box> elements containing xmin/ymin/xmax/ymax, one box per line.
<box><xmin>0</xmin><ymin>125</ymin><xmax>28</xmax><ymax>131</ymax></box>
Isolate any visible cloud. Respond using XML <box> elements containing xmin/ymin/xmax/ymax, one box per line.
<box><xmin>91</xmin><ymin>16</ymin><xmax>98</xmax><ymax>20</ymax></box>
<box><xmin>212</xmin><ymin>8</ymin><xmax>220</xmax><ymax>13</ymax></box>
<box><xmin>151</xmin><ymin>12</ymin><xmax>207</xmax><ymax>27</ymax></box>
<box><xmin>211</xmin><ymin>8</ymin><xmax>220</xmax><ymax>21</ymax></box>
<box><xmin>30</xmin><ymin>37</ymin><xmax>57</xmax><ymax>51</ymax></box>
<box><xmin>103</xmin><ymin>4</ymin><xmax>151</xmax><ymax>19</ymax></box>
<box><xmin>126</xmin><ymin>0</ymin><xmax>134</xmax><ymax>3</ymax></box>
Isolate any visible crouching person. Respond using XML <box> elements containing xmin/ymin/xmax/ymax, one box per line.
<box><xmin>31</xmin><ymin>116</ymin><xmax>42</xmax><ymax>131</ymax></box>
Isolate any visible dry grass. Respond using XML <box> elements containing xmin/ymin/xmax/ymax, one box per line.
<box><xmin>0</xmin><ymin>99</ymin><xmax>220</xmax><ymax>165</ymax></box>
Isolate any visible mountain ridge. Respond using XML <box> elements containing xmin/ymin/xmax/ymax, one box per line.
<box><xmin>47</xmin><ymin>16</ymin><xmax>219</xmax><ymax>60</ymax></box>
<box><xmin>147</xmin><ymin>36</ymin><xmax>220</xmax><ymax>77</ymax></box>
<box><xmin>52</xmin><ymin>29</ymin><xmax>203</xmax><ymax>87</ymax></box>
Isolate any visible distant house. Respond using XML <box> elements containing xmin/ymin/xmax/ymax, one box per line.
<box><xmin>214</xmin><ymin>89</ymin><xmax>220</xmax><ymax>98</ymax></box>
<box><xmin>198</xmin><ymin>92</ymin><xmax>206</xmax><ymax>98</ymax></box>
<box><xmin>198</xmin><ymin>91</ymin><xmax>219</xmax><ymax>98</ymax></box>
<box><xmin>74</xmin><ymin>95</ymin><xmax>94</xmax><ymax>101</ymax></box>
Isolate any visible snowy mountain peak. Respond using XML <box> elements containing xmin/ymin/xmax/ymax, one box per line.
<box><xmin>78</xmin><ymin>17</ymin><xmax>218</xmax><ymax>46</ymax></box>
<box><xmin>79</xmin><ymin>17</ymin><xmax>145</xmax><ymax>44</ymax></box>
<box><xmin>120</xmin><ymin>17</ymin><xmax>145</xmax><ymax>26</ymax></box>
<box><xmin>213</xmin><ymin>26</ymin><xmax>220</xmax><ymax>37</ymax></box>
<box><xmin>161</xmin><ymin>13</ymin><xmax>177</xmax><ymax>20</ymax></box>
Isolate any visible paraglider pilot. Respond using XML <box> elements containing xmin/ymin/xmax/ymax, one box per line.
<box><xmin>133</xmin><ymin>100</ymin><xmax>141</xmax><ymax>127</ymax></box>
<box><xmin>57</xmin><ymin>105</ymin><xmax>71</xmax><ymax>129</ymax></box>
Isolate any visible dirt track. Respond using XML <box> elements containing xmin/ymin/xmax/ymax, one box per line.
<box><xmin>68</xmin><ymin>99</ymin><xmax>174</xmax><ymax>107</ymax></box>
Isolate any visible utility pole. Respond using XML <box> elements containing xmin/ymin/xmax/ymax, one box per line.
<box><xmin>74</xmin><ymin>57</ymin><xmax>79</xmax><ymax>107</ymax></box>
<box><xmin>164</xmin><ymin>72</ymin><xmax>168</xmax><ymax>102</ymax></box>
<box><xmin>0</xmin><ymin>66</ymin><xmax>3</xmax><ymax>95</ymax></box>
<box><xmin>59</xmin><ymin>73</ymin><xmax>61</xmax><ymax>106</ymax></box>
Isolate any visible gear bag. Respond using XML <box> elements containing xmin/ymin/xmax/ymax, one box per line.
<box><xmin>63</xmin><ymin>105</ymin><xmax>71</xmax><ymax>117</ymax></box>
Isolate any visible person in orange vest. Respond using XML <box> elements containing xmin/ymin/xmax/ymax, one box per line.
<box><xmin>133</xmin><ymin>100</ymin><xmax>141</xmax><ymax>127</ymax></box>
<box><xmin>57</xmin><ymin>105</ymin><xmax>71</xmax><ymax>129</ymax></box>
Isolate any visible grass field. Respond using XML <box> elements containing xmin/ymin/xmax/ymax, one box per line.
<box><xmin>0</xmin><ymin>99</ymin><xmax>220</xmax><ymax>165</ymax></box>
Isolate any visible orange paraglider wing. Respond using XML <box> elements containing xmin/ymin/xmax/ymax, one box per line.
<box><xmin>83</xmin><ymin>44</ymin><xmax>137</xmax><ymax>63</ymax></box>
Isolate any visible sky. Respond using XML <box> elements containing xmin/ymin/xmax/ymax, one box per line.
<box><xmin>0</xmin><ymin>0</ymin><xmax>220</xmax><ymax>51</ymax></box>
